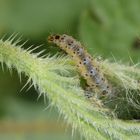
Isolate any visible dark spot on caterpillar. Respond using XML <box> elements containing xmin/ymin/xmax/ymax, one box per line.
<box><xmin>77</xmin><ymin>48</ymin><xmax>80</xmax><ymax>51</ymax></box>
<box><xmin>107</xmin><ymin>86</ymin><xmax>109</xmax><ymax>89</ymax></box>
<box><xmin>96</xmin><ymin>81</ymin><xmax>100</xmax><ymax>85</ymax></box>
<box><xmin>48</xmin><ymin>36</ymin><xmax>54</xmax><ymax>42</ymax></box>
<box><xmin>63</xmin><ymin>35</ymin><xmax>66</xmax><ymax>38</ymax></box>
<box><xmin>83</xmin><ymin>57</ymin><xmax>90</xmax><ymax>65</ymax></box>
<box><xmin>66</xmin><ymin>39</ymin><xmax>74</xmax><ymax>46</ymax></box>
<box><xmin>90</xmin><ymin>70</ymin><xmax>93</xmax><ymax>74</ymax></box>
<box><xmin>55</xmin><ymin>35</ymin><xmax>60</xmax><ymax>39</ymax></box>
<box><xmin>83</xmin><ymin>62</ymin><xmax>87</xmax><ymax>65</ymax></box>
<box><xmin>90</xmin><ymin>70</ymin><xmax>96</xmax><ymax>77</ymax></box>
<box><xmin>85</xmin><ymin>73</ymin><xmax>88</xmax><ymax>76</ymax></box>
<box><xmin>77</xmin><ymin>48</ymin><xmax>84</xmax><ymax>56</ymax></box>
<box><xmin>79</xmin><ymin>62</ymin><xmax>82</xmax><ymax>64</ymax></box>
<box><xmin>96</xmin><ymin>85</ymin><xmax>98</xmax><ymax>87</ymax></box>
<box><xmin>102</xmin><ymin>90</ymin><xmax>108</xmax><ymax>95</ymax></box>
<box><xmin>60</xmin><ymin>37</ymin><xmax>64</xmax><ymax>40</ymax></box>
<box><xmin>88</xmin><ymin>56</ymin><xmax>93</xmax><ymax>61</ymax></box>
<box><xmin>101</xmin><ymin>78</ymin><xmax>104</xmax><ymax>81</ymax></box>
<box><xmin>85</xmin><ymin>92</ymin><xmax>93</xmax><ymax>99</ymax></box>
<box><xmin>95</xmin><ymin>67</ymin><xmax>99</xmax><ymax>72</ymax></box>
<box><xmin>70</xmin><ymin>40</ymin><xmax>74</xmax><ymax>44</ymax></box>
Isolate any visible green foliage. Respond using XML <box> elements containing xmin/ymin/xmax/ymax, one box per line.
<box><xmin>0</xmin><ymin>0</ymin><xmax>89</xmax><ymax>37</ymax></box>
<box><xmin>79</xmin><ymin>0</ymin><xmax>140</xmax><ymax>62</ymax></box>
<box><xmin>101</xmin><ymin>60</ymin><xmax>140</xmax><ymax>119</ymax></box>
<box><xmin>0</xmin><ymin>36</ymin><xmax>140</xmax><ymax>140</ymax></box>
<box><xmin>0</xmin><ymin>1</ymin><xmax>140</xmax><ymax>139</ymax></box>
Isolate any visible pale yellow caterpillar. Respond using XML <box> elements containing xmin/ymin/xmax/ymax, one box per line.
<box><xmin>48</xmin><ymin>34</ymin><xmax>112</xmax><ymax>97</ymax></box>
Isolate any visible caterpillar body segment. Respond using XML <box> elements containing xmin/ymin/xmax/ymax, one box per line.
<box><xmin>48</xmin><ymin>34</ymin><xmax>112</xmax><ymax>96</ymax></box>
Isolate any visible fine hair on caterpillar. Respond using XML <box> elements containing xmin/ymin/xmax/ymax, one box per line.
<box><xmin>48</xmin><ymin>34</ymin><xmax>112</xmax><ymax>97</ymax></box>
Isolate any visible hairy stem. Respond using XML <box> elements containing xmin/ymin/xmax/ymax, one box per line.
<box><xmin>0</xmin><ymin>37</ymin><xmax>140</xmax><ymax>140</ymax></box>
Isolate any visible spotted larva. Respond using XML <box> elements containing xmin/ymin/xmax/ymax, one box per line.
<box><xmin>48</xmin><ymin>34</ymin><xmax>112</xmax><ymax>96</ymax></box>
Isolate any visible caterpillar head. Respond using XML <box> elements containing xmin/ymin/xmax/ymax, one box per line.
<box><xmin>48</xmin><ymin>34</ymin><xmax>68</xmax><ymax>44</ymax></box>
<box><xmin>48</xmin><ymin>34</ymin><xmax>60</xmax><ymax>43</ymax></box>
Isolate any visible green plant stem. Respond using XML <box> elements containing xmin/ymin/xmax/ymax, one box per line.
<box><xmin>0</xmin><ymin>38</ymin><xmax>140</xmax><ymax>140</ymax></box>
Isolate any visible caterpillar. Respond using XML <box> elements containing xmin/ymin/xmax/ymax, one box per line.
<box><xmin>48</xmin><ymin>34</ymin><xmax>112</xmax><ymax>97</ymax></box>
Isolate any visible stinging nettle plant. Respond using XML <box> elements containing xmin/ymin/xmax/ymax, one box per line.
<box><xmin>0</xmin><ymin>34</ymin><xmax>140</xmax><ymax>140</ymax></box>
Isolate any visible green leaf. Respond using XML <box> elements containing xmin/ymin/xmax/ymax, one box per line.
<box><xmin>0</xmin><ymin>0</ymin><xmax>89</xmax><ymax>38</ymax></box>
<box><xmin>79</xmin><ymin>0</ymin><xmax>140</xmax><ymax>62</ymax></box>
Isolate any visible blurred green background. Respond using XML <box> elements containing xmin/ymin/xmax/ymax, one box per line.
<box><xmin>0</xmin><ymin>0</ymin><xmax>140</xmax><ymax>139</ymax></box>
